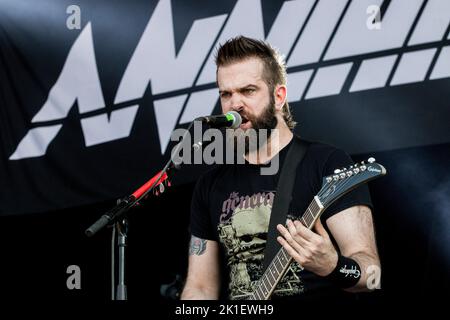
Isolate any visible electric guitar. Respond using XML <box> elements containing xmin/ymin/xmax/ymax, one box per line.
<box><xmin>248</xmin><ymin>157</ymin><xmax>386</xmax><ymax>300</ymax></box>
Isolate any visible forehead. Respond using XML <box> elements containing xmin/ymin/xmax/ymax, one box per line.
<box><xmin>217</xmin><ymin>57</ymin><xmax>265</xmax><ymax>90</ymax></box>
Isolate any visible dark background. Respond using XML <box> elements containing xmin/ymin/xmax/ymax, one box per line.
<box><xmin>1</xmin><ymin>142</ymin><xmax>449</xmax><ymax>307</ymax></box>
<box><xmin>0</xmin><ymin>0</ymin><xmax>449</xmax><ymax>311</ymax></box>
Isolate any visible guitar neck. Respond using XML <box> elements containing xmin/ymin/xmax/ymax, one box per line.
<box><xmin>249</xmin><ymin>196</ymin><xmax>324</xmax><ymax>300</ymax></box>
<box><xmin>247</xmin><ymin>159</ymin><xmax>387</xmax><ymax>300</ymax></box>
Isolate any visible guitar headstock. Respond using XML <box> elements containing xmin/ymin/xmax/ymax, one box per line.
<box><xmin>319</xmin><ymin>157</ymin><xmax>386</xmax><ymax>208</ymax></box>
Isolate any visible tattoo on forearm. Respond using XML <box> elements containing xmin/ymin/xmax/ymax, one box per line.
<box><xmin>189</xmin><ymin>236</ymin><xmax>207</xmax><ymax>256</ymax></box>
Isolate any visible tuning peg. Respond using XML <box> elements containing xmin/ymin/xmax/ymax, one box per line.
<box><xmin>334</xmin><ymin>169</ymin><xmax>341</xmax><ymax>174</ymax></box>
<box><xmin>326</xmin><ymin>177</ymin><xmax>333</xmax><ymax>183</ymax></box>
<box><xmin>167</xmin><ymin>180</ymin><xmax>171</xmax><ymax>187</ymax></box>
<box><xmin>368</xmin><ymin>157</ymin><xmax>376</xmax><ymax>163</ymax></box>
<box><xmin>159</xmin><ymin>183</ymin><xmax>165</xmax><ymax>193</ymax></box>
<box><xmin>339</xmin><ymin>172</ymin><xmax>346</xmax><ymax>179</ymax></box>
<box><xmin>353</xmin><ymin>168</ymin><xmax>360</xmax><ymax>174</ymax></box>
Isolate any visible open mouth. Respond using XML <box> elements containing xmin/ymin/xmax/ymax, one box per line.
<box><xmin>239</xmin><ymin>116</ymin><xmax>251</xmax><ymax>130</ymax></box>
<box><xmin>237</xmin><ymin>113</ymin><xmax>251</xmax><ymax>129</ymax></box>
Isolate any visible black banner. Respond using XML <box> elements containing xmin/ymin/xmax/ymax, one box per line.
<box><xmin>1</xmin><ymin>0</ymin><xmax>450</xmax><ymax>215</ymax></box>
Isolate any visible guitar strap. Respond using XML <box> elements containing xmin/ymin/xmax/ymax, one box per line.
<box><xmin>262</xmin><ymin>135</ymin><xmax>309</xmax><ymax>271</ymax></box>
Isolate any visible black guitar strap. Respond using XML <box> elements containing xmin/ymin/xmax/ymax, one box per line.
<box><xmin>262</xmin><ymin>136</ymin><xmax>309</xmax><ymax>271</ymax></box>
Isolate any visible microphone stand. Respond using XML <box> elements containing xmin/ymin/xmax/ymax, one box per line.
<box><xmin>85</xmin><ymin>119</ymin><xmax>198</xmax><ymax>300</ymax></box>
<box><xmin>115</xmin><ymin>217</ymin><xmax>128</xmax><ymax>300</ymax></box>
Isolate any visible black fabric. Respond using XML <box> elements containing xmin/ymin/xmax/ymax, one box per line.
<box><xmin>325</xmin><ymin>255</ymin><xmax>362</xmax><ymax>288</ymax></box>
<box><xmin>190</xmin><ymin>137</ymin><xmax>373</xmax><ymax>300</ymax></box>
<box><xmin>1</xmin><ymin>0</ymin><xmax>449</xmax><ymax>217</ymax></box>
<box><xmin>262</xmin><ymin>137</ymin><xmax>309</xmax><ymax>271</ymax></box>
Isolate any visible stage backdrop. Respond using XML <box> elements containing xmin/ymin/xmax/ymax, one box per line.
<box><xmin>1</xmin><ymin>0</ymin><xmax>450</xmax><ymax>215</ymax></box>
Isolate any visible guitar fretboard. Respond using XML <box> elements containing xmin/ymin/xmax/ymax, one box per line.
<box><xmin>249</xmin><ymin>196</ymin><xmax>324</xmax><ymax>300</ymax></box>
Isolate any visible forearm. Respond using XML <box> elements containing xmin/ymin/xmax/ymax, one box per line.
<box><xmin>182</xmin><ymin>237</ymin><xmax>221</xmax><ymax>300</ymax></box>
<box><xmin>345</xmin><ymin>252</ymin><xmax>381</xmax><ymax>292</ymax></box>
<box><xmin>181</xmin><ymin>283</ymin><xmax>219</xmax><ymax>300</ymax></box>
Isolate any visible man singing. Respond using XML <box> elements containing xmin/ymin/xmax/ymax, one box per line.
<box><xmin>181</xmin><ymin>36</ymin><xmax>380</xmax><ymax>301</ymax></box>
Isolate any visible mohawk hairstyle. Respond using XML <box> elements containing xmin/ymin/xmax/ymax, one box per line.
<box><xmin>215</xmin><ymin>36</ymin><xmax>296</xmax><ymax>130</ymax></box>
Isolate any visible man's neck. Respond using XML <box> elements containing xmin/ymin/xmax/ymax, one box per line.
<box><xmin>245</xmin><ymin>121</ymin><xmax>293</xmax><ymax>165</ymax></box>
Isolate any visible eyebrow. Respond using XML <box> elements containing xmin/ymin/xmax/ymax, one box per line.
<box><xmin>219</xmin><ymin>84</ymin><xmax>258</xmax><ymax>94</ymax></box>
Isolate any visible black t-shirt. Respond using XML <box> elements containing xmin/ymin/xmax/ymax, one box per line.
<box><xmin>190</xmin><ymin>136</ymin><xmax>373</xmax><ymax>300</ymax></box>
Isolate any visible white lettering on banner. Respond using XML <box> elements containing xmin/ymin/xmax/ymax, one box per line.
<box><xmin>305</xmin><ymin>63</ymin><xmax>353</xmax><ymax>99</ymax></box>
<box><xmin>430</xmin><ymin>46</ymin><xmax>450</xmax><ymax>80</ymax></box>
<box><xmin>265</xmin><ymin>0</ymin><xmax>316</xmax><ymax>57</ymax></box>
<box><xmin>196</xmin><ymin>0</ymin><xmax>265</xmax><ymax>86</ymax></box>
<box><xmin>9</xmin><ymin>0</ymin><xmax>450</xmax><ymax>160</ymax></box>
<box><xmin>9</xmin><ymin>125</ymin><xmax>63</xmax><ymax>160</ymax></box>
<box><xmin>325</xmin><ymin>0</ymin><xmax>423</xmax><ymax>60</ymax></box>
<box><xmin>80</xmin><ymin>105</ymin><xmax>139</xmax><ymax>147</ymax></box>
<box><xmin>32</xmin><ymin>22</ymin><xmax>105</xmax><ymax>122</ymax></box>
<box><xmin>349</xmin><ymin>55</ymin><xmax>398</xmax><ymax>92</ymax></box>
<box><xmin>153</xmin><ymin>95</ymin><xmax>187</xmax><ymax>154</ymax></box>
<box><xmin>286</xmin><ymin>70</ymin><xmax>314</xmax><ymax>102</ymax></box>
<box><xmin>288</xmin><ymin>0</ymin><xmax>348</xmax><ymax>66</ymax></box>
<box><xmin>390</xmin><ymin>48</ymin><xmax>437</xmax><ymax>86</ymax></box>
<box><xmin>114</xmin><ymin>0</ymin><xmax>226</xmax><ymax>101</ymax></box>
<box><xmin>408</xmin><ymin>0</ymin><xmax>450</xmax><ymax>46</ymax></box>
<box><xmin>179</xmin><ymin>89</ymin><xmax>218</xmax><ymax>124</ymax></box>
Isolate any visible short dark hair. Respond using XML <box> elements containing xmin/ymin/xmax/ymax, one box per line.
<box><xmin>215</xmin><ymin>36</ymin><xmax>296</xmax><ymax>130</ymax></box>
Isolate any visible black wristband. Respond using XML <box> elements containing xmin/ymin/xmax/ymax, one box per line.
<box><xmin>325</xmin><ymin>255</ymin><xmax>361</xmax><ymax>288</ymax></box>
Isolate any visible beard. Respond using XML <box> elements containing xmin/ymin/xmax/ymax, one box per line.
<box><xmin>244</xmin><ymin>98</ymin><xmax>278</xmax><ymax>133</ymax></box>
<box><xmin>227</xmin><ymin>96</ymin><xmax>278</xmax><ymax>155</ymax></box>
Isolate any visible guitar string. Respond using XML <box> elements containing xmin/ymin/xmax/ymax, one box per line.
<box><xmin>255</xmin><ymin>174</ymin><xmax>343</xmax><ymax>297</ymax></box>
<box><xmin>252</xmin><ymin>163</ymin><xmax>372</xmax><ymax>299</ymax></box>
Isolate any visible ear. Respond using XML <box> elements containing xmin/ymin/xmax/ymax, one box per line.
<box><xmin>274</xmin><ymin>85</ymin><xmax>287</xmax><ymax>111</ymax></box>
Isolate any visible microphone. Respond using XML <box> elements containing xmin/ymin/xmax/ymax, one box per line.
<box><xmin>196</xmin><ymin>111</ymin><xmax>242</xmax><ymax>129</ymax></box>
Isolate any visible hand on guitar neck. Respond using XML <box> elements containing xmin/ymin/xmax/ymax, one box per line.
<box><xmin>276</xmin><ymin>218</ymin><xmax>339</xmax><ymax>277</ymax></box>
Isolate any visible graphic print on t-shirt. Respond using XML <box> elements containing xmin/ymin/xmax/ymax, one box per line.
<box><xmin>218</xmin><ymin>191</ymin><xmax>305</xmax><ymax>299</ymax></box>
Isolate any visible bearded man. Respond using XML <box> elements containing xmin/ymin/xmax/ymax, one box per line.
<box><xmin>181</xmin><ymin>36</ymin><xmax>380</xmax><ymax>301</ymax></box>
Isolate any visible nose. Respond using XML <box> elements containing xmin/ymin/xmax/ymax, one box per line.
<box><xmin>230</xmin><ymin>94</ymin><xmax>244</xmax><ymax>113</ymax></box>
<box><xmin>231</xmin><ymin>105</ymin><xmax>243</xmax><ymax>113</ymax></box>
